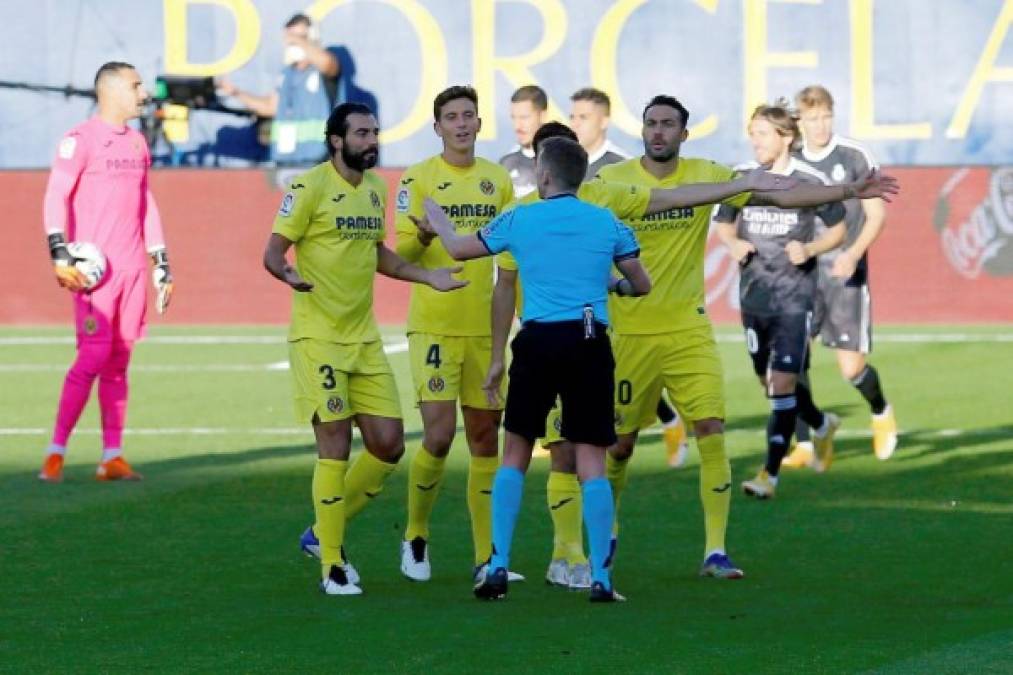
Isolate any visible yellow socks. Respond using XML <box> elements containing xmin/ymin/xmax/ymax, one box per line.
<box><xmin>312</xmin><ymin>458</ymin><xmax>347</xmax><ymax>578</ymax></box>
<box><xmin>605</xmin><ymin>453</ymin><xmax>630</xmax><ymax>537</ymax></box>
<box><xmin>405</xmin><ymin>447</ymin><xmax>447</xmax><ymax>541</ymax></box>
<box><xmin>344</xmin><ymin>449</ymin><xmax>398</xmax><ymax>521</ymax></box>
<box><xmin>697</xmin><ymin>433</ymin><xmax>731</xmax><ymax>555</ymax></box>
<box><xmin>468</xmin><ymin>455</ymin><xmax>499</xmax><ymax>564</ymax></box>
<box><xmin>547</xmin><ymin>471</ymin><xmax>586</xmax><ymax>564</ymax></box>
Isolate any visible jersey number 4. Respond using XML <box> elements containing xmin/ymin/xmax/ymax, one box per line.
<box><xmin>425</xmin><ymin>344</ymin><xmax>442</xmax><ymax>369</ymax></box>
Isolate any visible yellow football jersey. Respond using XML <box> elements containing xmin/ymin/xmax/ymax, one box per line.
<box><xmin>272</xmin><ymin>161</ymin><xmax>387</xmax><ymax>343</ymax></box>
<box><xmin>597</xmin><ymin>157</ymin><xmax>750</xmax><ymax>334</ymax></box>
<box><xmin>395</xmin><ymin>155</ymin><xmax>514</xmax><ymax>336</ymax></box>
<box><xmin>496</xmin><ymin>180</ymin><xmax>651</xmax><ymax>271</ymax></box>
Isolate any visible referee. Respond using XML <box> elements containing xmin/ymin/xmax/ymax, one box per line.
<box><xmin>418</xmin><ymin>137</ymin><xmax>651</xmax><ymax>602</ymax></box>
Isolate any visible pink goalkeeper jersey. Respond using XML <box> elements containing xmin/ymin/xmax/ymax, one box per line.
<box><xmin>43</xmin><ymin>116</ymin><xmax>164</xmax><ymax>272</ymax></box>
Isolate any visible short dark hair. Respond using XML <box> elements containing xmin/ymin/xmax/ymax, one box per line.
<box><xmin>325</xmin><ymin>102</ymin><xmax>374</xmax><ymax>155</ymax></box>
<box><xmin>532</xmin><ymin>121</ymin><xmax>578</xmax><ymax>154</ymax></box>
<box><xmin>510</xmin><ymin>85</ymin><xmax>547</xmax><ymax>111</ymax></box>
<box><xmin>570</xmin><ymin>87</ymin><xmax>610</xmax><ymax>114</ymax></box>
<box><xmin>538</xmin><ymin>137</ymin><xmax>587</xmax><ymax>191</ymax></box>
<box><xmin>93</xmin><ymin>61</ymin><xmax>134</xmax><ymax>89</ymax></box>
<box><xmin>285</xmin><ymin>13</ymin><xmax>312</xmax><ymax>29</ymax></box>
<box><xmin>643</xmin><ymin>95</ymin><xmax>690</xmax><ymax>128</ymax></box>
<box><xmin>433</xmin><ymin>85</ymin><xmax>478</xmax><ymax>121</ymax></box>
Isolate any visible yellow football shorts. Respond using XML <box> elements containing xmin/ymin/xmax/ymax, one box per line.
<box><xmin>612</xmin><ymin>325</ymin><xmax>725</xmax><ymax>435</ymax></box>
<box><xmin>408</xmin><ymin>332</ymin><xmax>505</xmax><ymax>410</ymax></box>
<box><xmin>542</xmin><ymin>399</ymin><xmax>564</xmax><ymax>445</ymax></box>
<box><xmin>288</xmin><ymin>338</ymin><xmax>402</xmax><ymax>423</ymax></box>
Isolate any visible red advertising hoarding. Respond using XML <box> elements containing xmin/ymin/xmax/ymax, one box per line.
<box><xmin>3</xmin><ymin>167</ymin><xmax>1011</xmax><ymax>326</ymax></box>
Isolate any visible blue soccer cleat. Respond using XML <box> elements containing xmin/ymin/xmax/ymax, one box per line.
<box><xmin>300</xmin><ymin>526</ymin><xmax>320</xmax><ymax>559</ymax></box>
<box><xmin>699</xmin><ymin>552</ymin><xmax>744</xmax><ymax>579</ymax></box>
<box><xmin>300</xmin><ymin>526</ymin><xmax>359</xmax><ymax>585</ymax></box>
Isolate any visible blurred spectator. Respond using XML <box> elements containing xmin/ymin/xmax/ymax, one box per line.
<box><xmin>218</xmin><ymin>13</ymin><xmax>340</xmax><ymax>166</ymax></box>
<box><xmin>499</xmin><ymin>85</ymin><xmax>548</xmax><ymax>197</ymax></box>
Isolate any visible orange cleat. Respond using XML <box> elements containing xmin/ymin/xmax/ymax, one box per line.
<box><xmin>38</xmin><ymin>453</ymin><xmax>65</xmax><ymax>483</ymax></box>
<box><xmin>96</xmin><ymin>456</ymin><xmax>143</xmax><ymax>481</ymax></box>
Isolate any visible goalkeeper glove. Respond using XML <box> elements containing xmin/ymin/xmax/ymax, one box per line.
<box><xmin>150</xmin><ymin>247</ymin><xmax>174</xmax><ymax>314</ymax></box>
<box><xmin>48</xmin><ymin>232</ymin><xmax>88</xmax><ymax>292</ymax></box>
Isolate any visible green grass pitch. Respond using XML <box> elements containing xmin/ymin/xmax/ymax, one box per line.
<box><xmin>1</xmin><ymin>325</ymin><xmax>1010</xmax><ymax>673</ymax></box>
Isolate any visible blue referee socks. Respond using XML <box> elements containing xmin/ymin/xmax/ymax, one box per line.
<box><xmin>581</xmin><ymin>477</ymin><xmax>615</xmax><ymax>587</ymax></box>
<box><xmin>489</xmin><ymin>467</ymin><xmax>525</xmax><ymax>572</ymax></box>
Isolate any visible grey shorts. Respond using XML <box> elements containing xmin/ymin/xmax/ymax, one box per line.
<box><xmin>812</xmin><ymin>278</ymin><xmax>872</xmax><ymax>353</ymax></box>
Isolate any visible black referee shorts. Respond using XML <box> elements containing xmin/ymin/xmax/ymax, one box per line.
<box><xmin>504</xmin><ymin>320</ymin><xmax>617</xmax><ymax>448</ymax></box>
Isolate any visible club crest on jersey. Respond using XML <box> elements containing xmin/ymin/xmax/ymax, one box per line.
<box><xmin>370</xmin><ymin>190</ymin><xmax>381</xmax><ymax>210</ymax></box>
<box><xmin>832</xmin><ymin>163</ymin><xmax>847</xmax><ymax>182</ymax></box>
<box><xmin>58</xmin><ymin>136</ymin><xmax>77</xmax><ymax>159</ymax></box>
<box><xmin>613</xmin><ymin>411</ymin><xmax>624</xmax><ymax>428</ymax></box>
<box><xmin>327</xmin><ymin>396</ymin><xmax>344</xmax><ymax>414</ymax></box>
<box><xmin>479</xmin><ymin>179</ymin><xmax>495</xmax><ymax>196</ymax></box>
<box><xmin>396</xmin><ymin>187</ymin><xmax>410</xmax><ymax>213</ymax></box>
<box><xmin>427</xmin><ymin>376</ymin><xmax>446</xmax><ymax>393</ymax></box>
<box><xmin>553</xmin><ymin>416</ymin><xmax>562</xmax><ymax>432</ymax></box>
<box><xmin>83</xmin><ymin>316</ymin><xmax>98</xmax><ymax>336</ymax></box>
<box><xmin>278</xmin><ymin>192</ymin><xmax>296</xmax><ymax>216</ymax></box>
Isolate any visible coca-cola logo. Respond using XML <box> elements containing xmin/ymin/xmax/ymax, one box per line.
<box><xmin>934</xmin><ymin>167</ymin><xmax>1013</xmax><ymax>279</ymax></box>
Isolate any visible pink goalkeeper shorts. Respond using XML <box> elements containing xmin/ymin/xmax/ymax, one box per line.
<box><xmin>73</xmin><ymin>268</ymin><xmax>148</xmax><ymax>344</ymax></box>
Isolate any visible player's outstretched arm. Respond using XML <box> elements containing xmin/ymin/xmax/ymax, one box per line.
<box><xmin>755</xmin><ymin>170</ymin><xmax>899</xmax><ymax>208</ymax></box>
<box><xmin>644</xmin><ymin>168</ymin><xmax>798</xmax><ymax>215</ymax></box>
<box><xmin>484</xmin><ymin>267</ymin><xmax>518</xmax><ymax>407</ymax></box>
<box><xmin>376</xmin><ymin>243</ymin><xmax>467</xmax><ymax>292</ymax></box>
<box><xmin>263</xmin><ymin>233</ymin><xmax>314</xmax><ymax>292</ymax></box>
<box><xmin>419</xmin><ymin>198</ymin><xmax>491</xmax><ymax>260</ymax></box>
<box><xmin>610</xmin><ymin>257</ymin><xmax>651</xmax><ymax>297</ymax></box>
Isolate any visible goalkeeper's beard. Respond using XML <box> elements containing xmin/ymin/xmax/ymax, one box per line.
<box><xmin>342</xmin><ymin>145</ymin><xmax>379</xmax><ymax>172</ymax></box>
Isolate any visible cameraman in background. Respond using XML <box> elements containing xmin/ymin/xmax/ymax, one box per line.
<box><xmin>218</xmin><ymin>13</ymin><xmax>340</xmax><ymax>166</ymax></box>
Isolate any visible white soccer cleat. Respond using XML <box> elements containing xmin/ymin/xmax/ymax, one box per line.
<box><xmin>545</xmin><ymin>559</ymin><xmax>570</xmax><ymax>587</ymax></box>
<box><xmin>320</xmin><ymin>565</ymin><xmax>362</xmax><ymax>596</ymax></box>
<box><xmin>401</xmin><ymin>537</ymin><xmax>431</xmax><ymax>581</ymax></box>
<box><xmin>300</xmin><ymin>527</ymin><xmax>360</xmax><ymax>585</ymax></box>
<box><xmin>568</xmin><ymin>562</ymin><xmax>592</xmax><ymax>590</ymax></box>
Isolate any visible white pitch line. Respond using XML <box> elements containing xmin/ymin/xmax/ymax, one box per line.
<box><xmin>3</xmin><ymin>333</ymin><xmax>1013</xmax><ymax>347</ymax></box>
<box><xmin>713</xmin><ymin>333</ymin><xmax>1013</xmax><ymax>343</ymax></box>
<box><xmin>0</xmin><ymin>426</ymin><xmax>1000</xmax><ymax>439</ymax></box>
<box><xmin>0</xmin><ymin>341</ymin><xmax>410</xmax><ymax>372</ymax></box>
<box><xmin>0</xmin><ymin>335</ymin><xmax>413</xmax><ymax>347</ymax></box>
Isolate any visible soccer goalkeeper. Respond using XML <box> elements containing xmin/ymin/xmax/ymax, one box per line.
<box><xmin>39</xmin><ymin>62</ymin><xmax>174</xmax><ymax>483</ymax></box>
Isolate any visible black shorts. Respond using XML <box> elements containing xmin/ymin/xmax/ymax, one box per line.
<box><xmin>504</xmin><ymin>320</ymin><xmax>617</xmax><ymax>447</ymax></box>
<box><xmin>742</xmin><ymin>311</ymin><xmax>812</xmax><ymax>376</ymax></box>
<box><xmin>813</xmin><ymin>278</ymin><xmax>872</xmax><ymax>353</ymax></box>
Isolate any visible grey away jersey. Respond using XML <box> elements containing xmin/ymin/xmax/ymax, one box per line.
<box><xmin>499</xmin><ymin>147</ymin><xmax>537</xmax><ymax>198</ymax></box>
<box><xmin>586</xmin><ymin>140</ymin><xmax>630</xmax><ymax>181</ymax></box>
<box><xmin>715</xmin><ymin>159</ymin><xmax>846</xmax><ymax>317</ymax></box>
<box><xmin>793</xmin><ymin>135</ymin><xmax>879</xmax><ymax>284</ymax></box>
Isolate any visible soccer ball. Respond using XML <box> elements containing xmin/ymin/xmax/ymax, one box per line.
<box><xmin>66</xmin><ymin>242</ymin><xmax>107</xmax><ymax>290</ymax></box>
